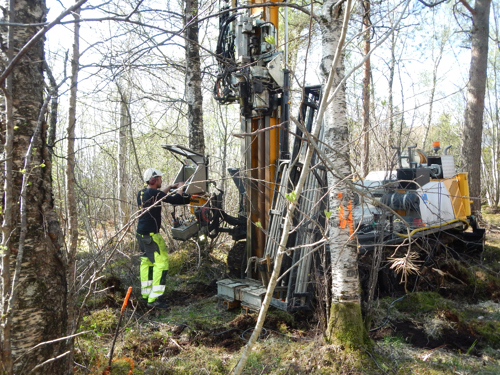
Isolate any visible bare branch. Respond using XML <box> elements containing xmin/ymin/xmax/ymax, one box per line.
<box><xmin>458</xmin><ymin>0</ymin><xmax>475</xmax><ymax>15</ymax></box>
<box><xmin>28</xmin><ymin>351</ymin><xmax>71</xmax><ymax>373</ymax></box>
<box><xmin>0</xmin><ymin>0</ymin><xmax>88</xmax><ymax>86</ymax></box>
<box><xmin>417</xmin><ymin>0</ymin><xmax>448</xmax><ymax>8</ymax></box>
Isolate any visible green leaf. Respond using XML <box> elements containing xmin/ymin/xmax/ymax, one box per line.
<box><xmin>324</xmin><ymin>210</ymin><xmax>332</xmax><ymax>219</ymax></box>
<box><xmin>255</xmin><ymin>221</ymin><xmax>262</xmax><ymax>228</ymax></box>
<box><xmin>40</xmin><ymin>163</ymin><xmax>46</xmax><ymax>168</ymax></box>
<box><xmin>285</xmin><ymin>190</ymin><xmax>297</xmax><ymax>203</ymax></box>
<box><xmin>264</xmin><ymin>34</ymin><xmax>275</xmax><ymax>45</ymax></box>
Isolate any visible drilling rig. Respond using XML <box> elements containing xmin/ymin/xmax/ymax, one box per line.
<box><xmin>165</xmin><ymin>0</ymin><xmax>330</xmax><ymax>312</ymax></box>
<box><xmin>164</xmin><ymin>1</ymin><xmax>484</xmax><ymax>312</ymax></box>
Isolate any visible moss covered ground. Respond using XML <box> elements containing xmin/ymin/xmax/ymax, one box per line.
<box><xmin>74</xmin><ymin>211</ymin><xmax>500</xmax><ymax>374</ymax></box>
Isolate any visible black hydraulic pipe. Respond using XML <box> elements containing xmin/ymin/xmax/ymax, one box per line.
<box><xmin>280</xmin><ymin>69</ymin><xmax>290</xmax><ymax>160</ymax></box>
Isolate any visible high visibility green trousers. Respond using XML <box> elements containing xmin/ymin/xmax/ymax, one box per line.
<box><xmin>136</xmin><ymin>233</ymin><xmax>169</xmax><ymax>303</ymax></box>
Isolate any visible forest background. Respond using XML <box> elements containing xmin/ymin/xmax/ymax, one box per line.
<box><xmin>1</xmin><ymin>0</ymin><xmax>500</xmax><ymax>374</ymax></box>
<box><xmin>44</xmin><ymin>0</ymin><xmax>500</xmax><ymax>218</ymax></box>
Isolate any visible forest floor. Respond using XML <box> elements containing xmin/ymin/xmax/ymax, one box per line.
<box><xmin>75</xmin><ymin>211</ymin><xmax>500</xmax><ymax>374</ymax></box>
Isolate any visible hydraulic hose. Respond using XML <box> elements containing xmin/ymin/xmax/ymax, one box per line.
<box><xmin>395</xmin><ymin>218</ymin><xmax>469</xmax><ymax>238</ymax></box>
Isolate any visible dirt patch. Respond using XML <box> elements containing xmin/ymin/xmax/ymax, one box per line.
<box><xmin>370</xmin><ymin>320</ymin><xmax>480</xmax><ymax>354</ymax></box>
<box><xmin>189</xmin><ymin>310</ymin><xmax>315</xmax><ymax>353</ymax></box>
<box><xmin>125</xmin><ymin>336</ymin><xmax>181</xmax><ymax>360</ymax></box>
<box><xmin>228</xmin><ymin>313</ymin><xmax>257</xmax><ymax>331</ymax></box>
<box><xmin>180</xmin><ymin>315</ymin><xmax>257</xmax><ymax>353</ymax></box>
<box><xmin>193</xmin><ymin>327</ymin><xmax>246</xmax><ymax>352</ymax></box>
<box><xmin>161</xmin><ymin>281</ymin><xmax>216</xmax><ymax>306</ymax></box>
<box><xmin>186</xmin><ymin>280</ymin><xmax>218</xmax><ymax>297</ymax></box>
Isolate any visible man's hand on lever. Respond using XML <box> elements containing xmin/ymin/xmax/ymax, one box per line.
<box><xmin>162</xmin><ymin>181</ymin><xmax>185</xmax><ymax>194</ymax></box>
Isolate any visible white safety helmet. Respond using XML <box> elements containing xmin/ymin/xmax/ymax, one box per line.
<box><xmin>143</xmin><ymin>168</ymin><xmax>163</xmax><ymax>183</ymax></box>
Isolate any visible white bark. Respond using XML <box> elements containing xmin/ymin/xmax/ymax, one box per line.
<box><xmin>320</xmin><ymin>0</ymin><xmax>359</xmax><ymax>303</ymax></box>
<box><xmin>0</xmin><ymin>0</ymin><xmax>69</xmax><ymax>372</ymax></box>
<box><xmin>1</xmin><ymin>1</ymin><xmax>16</xmax><ymax>371</ymax></box>
<box><xmin>65</xmin><ymin>4</ymin><xmax>82</xmax><ymax>373</ymax></box>
<box><xmin>185</xmin><ymin>0</ymin><xmax>205</xmax><ymax>154</ymax></box>
<box><xmin>232</xmin><ymin>3</ymin><xmax>352</xmax><ymax>374</ymax></box>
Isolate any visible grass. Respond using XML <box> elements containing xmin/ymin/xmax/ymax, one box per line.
<box><xmin>74</xmin><ymin>292</ymin><xmax>500</xmax><ymax>374</ymax></box>
<box><xmin>482</xmin><ymin>208</ymin><xmax>500</xmax><ymax>226</ymax></box>
<box><xmin>73</xmin><ymin>212</ymin><xmax>500</xmax><ymax>374</ymax></box>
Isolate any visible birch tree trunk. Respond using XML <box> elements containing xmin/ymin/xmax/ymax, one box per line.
<box><xmin>232</xmin><ymin>3</ymin><xmax>353</xmax><ymax>372</ymax></box>
<box><xmin>361</xmin><ymin>0</ymin><xmax>371</xmax><ymax>178</ymax></box>
<box><xmin>118</xmin><ymin>88</ymin><xmax>129</xmax><ymax>227</ymax></box>
<box><xmin>0</xmin><ymin>0</ymin><xmax>69</xmax><ymax>373</ymax></box>
<box><xmin>65</xmin><ymin>4</ymin><xmax>81</xmax><ymax>371</ymax></box>
<box><xmin>461</xmin><ymin>0</ymin><xmax>491</xmax><ymax>213</ymax></box>
<box><xmin>321</xmin><ymin>0</ymin><xmax>366</xmax><ymax>348</ymax></box>
<box><xmin>67</xmin><ymin>3</ymin><xmax>80</xmax><ymax>271</ymax></box>
<box><xmin>0</xmin><ymin>1</ymin><xmax>16</xmax><ymax>371</ymax></box>
<box><xmin>388</xmin><ymin>30</ymin><xmax>396</xmax><ymax>146</ymax></box>
<box><xmin>184</xmin><ymin>0</ymin><xmax>205</xmax><ymax>154</ymax></box>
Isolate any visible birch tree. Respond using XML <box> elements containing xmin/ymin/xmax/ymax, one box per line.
<box><xmin>320</xmin><ymin>0</ymin><xmax>366</xmax><ymax>347</ymax></box>
<box><xmin>185</xmin><ymin>0</ymin><xmax>205</xmax><ymax>154</ymax></box>
<box><xmin>0</xmin><ymin>0</ymin><xmax>70</xmax><ymax>372</ymax></box>
<box><xmin>361</xmin><ymin>0</ymin><xmax>371</xmax><ymax>177</ymax></box>
<box><xmin>117</xmin><ymin>85</ymin><xmax>130</xmax><ymax>227</ymax></box>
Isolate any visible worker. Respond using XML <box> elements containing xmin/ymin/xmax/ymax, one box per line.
<box><xmin>136</xmin><ymin>168</ymin><xmax>188</xmax><ymax>309</ymax></box>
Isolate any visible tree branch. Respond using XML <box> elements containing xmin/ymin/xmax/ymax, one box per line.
<box><xmin>0</xmin><ymin>0</ymin><xmax>88</xmax><ymax>86</ymax></box>
<box><xmin>417</xmin><ymin>0</ymin><xmax>448</xmax><ymax>8</ymax></box>
<box><xmin>458</xmin><ymin>0</ymin><xmax>475</xmax><ymax>15</ymax></box>
<box><xmin>196</xmin><ymin>2</ymin><xmax>319</xmax><ymax>24</ymax></box>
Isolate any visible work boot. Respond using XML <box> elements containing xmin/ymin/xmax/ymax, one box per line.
<box><xmin>147</xmin><ymin>300</ymin><xmax>169</xmax><ymax>309</ymax></box>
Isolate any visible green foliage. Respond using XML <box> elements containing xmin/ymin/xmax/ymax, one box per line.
<box><xmin>398</xmin><ymin>292</ymin><xmax>453</xmax><ymax>315</ymax></box>
<box><xmin>166</xmin><ymin>297</ymin><xmax>223</xmax><ymax>331</ymax></box>
<box><xmin>285</xmin><ymin>190</ymin><xmax>297</xmax><ymax>203</ymax></box>
<box><xmin>264</xmin><ymin>34</ymin><xmax>275</xmax><ymax>45</ymax></box>
<box><xmin>168</xmin><ymin>249</ymin><xmax>192</xmax><ymax>276</ymax></box>
<box><xmin>469</xmin><ymin>320</ymin><xmax>500</xmax><ymax>348</ymax></box>
<box><xmin>426</xmin><ymin>113</ymin><xmax>461</xmax><ymax>157</ymax></box>
<box><xmin>246</xmin><ymin>350</ymin><xmax>268</xmax><ymax>371</ymax></box>
<box><xmin>80</xmin><ymin>307</ymin><xmax>117</xmax><ymax>336</ymax></box>
<box><xmin>383</xmin><ymin>334</ymin><xmax>405</xmax><ymax>346</ymax></box>
<box><xmin>107</xmin><ymin>359</ymin><xmax>136</xmax><ymax>375</ymax></box>
<box><xmin>276</xmin><ymin>6</ymin><xmax>315</xmax><ymax>73</ymax></box>
<box><xmin>168</xmin><ymin>347</ymin><xmax>227</xmax><ymax>374</ymax></box>
<box><xmin>268</xmin><ymin>309</ymin><xmax>295</xmax><ymax>326</ymax></box>
<box><xmin>446</xmin><ymin>260</ymin><xmax>500</xmax><ymax>301</ymax></box>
